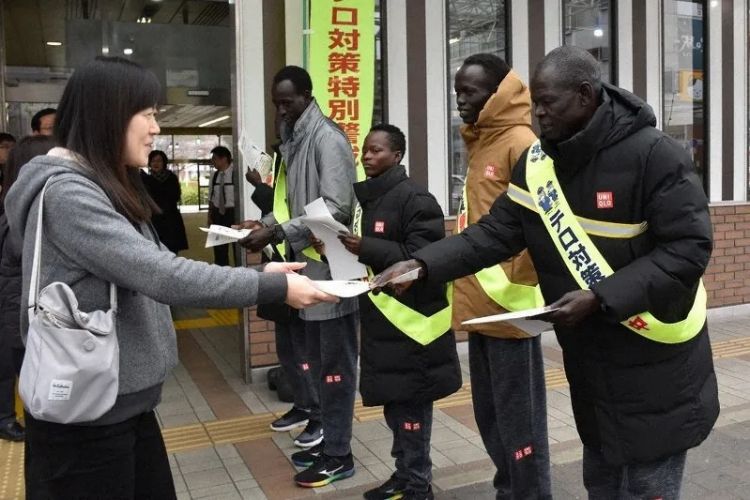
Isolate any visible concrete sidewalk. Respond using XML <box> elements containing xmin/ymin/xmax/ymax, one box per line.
<box><xmin>2</xmin><ymin>305</ymin><xmax>748</xmax><ymax>499</ymax></box>
<box><xmin>159</xmin><ymin>304</ymin><xmax>750</xmax><ymax>500</ymax></box>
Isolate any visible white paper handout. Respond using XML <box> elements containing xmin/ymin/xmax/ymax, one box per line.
<box><xmin>238</xmin><ymin>134</ymin><xmax>273</xmax><ymax>182</ymax></box>
<box><xmin>301</xmin><ymin>198</ymin><xmax>368</xmax><ymax>280</ymax></box>
<box><xmin>200</xmin><ymin>225</ymin><xmax>251</xmax><ymax>248</ymax></box>
<box><xmin>373</xmin><ymin>268</ymin><xmax>421</xmax><ymax>287</ymax></box>
<box><xmin>462</xmin><ymin>306</ymin><xmax>559</xmax><ymax>326</ymax></box>
<box><xmin>312</xmin><ymin>280</ymin><xmax>371</xmax><ymax>298</ymax></box>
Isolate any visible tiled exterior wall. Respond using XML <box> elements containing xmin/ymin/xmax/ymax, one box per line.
<box><xmin>248</xmin><ymin>206</ymin><xmax>750</xmax><ymax>367</ymax></box>
<box><xmin>705</xmin><ymin>204</ymin><xmax>750</xmax><ymax>308</ymax></box>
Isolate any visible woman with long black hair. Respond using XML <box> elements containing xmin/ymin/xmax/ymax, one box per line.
<box><xmin>4</xmin><ymin>56</ymin><xmax>335</xmax><ymax>499</ymax></box>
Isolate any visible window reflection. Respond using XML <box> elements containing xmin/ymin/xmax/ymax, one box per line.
<box><xmin>562</xmin><ymin>0</ymin><xmax>614</xmax><ymax>83</ymax></box>
<box><xmin>445</xmin><ymin>0</ymin><xmax>509</xmax><ymax>215</ymax></box>
<box><xmin>663</xmin><ymin>0</ymin><xmax>706</xmax><ymax>181</ymax></box>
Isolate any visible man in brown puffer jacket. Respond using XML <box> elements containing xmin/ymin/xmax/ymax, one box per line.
<box><xmin>453</xmin><ymin>53</ymin><xmax>550</xmax><ymax>499</ymax></box>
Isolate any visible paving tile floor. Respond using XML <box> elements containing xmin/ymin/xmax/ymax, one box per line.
<box><xmin>155</xmin><ymin>304</ymin><xmax>750</xmax><ymax>500</ymax></box>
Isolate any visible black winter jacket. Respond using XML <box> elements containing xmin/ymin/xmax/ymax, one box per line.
<box><xmin>355</xmin><ymin>166</ymin><xmax>462</xmax><ymax>406</ymax></box>
<box><xmin>415</xmin><ymin>84</ymin><xmax>718</xmax><ymax>465</ymax></box>
<box><xmin>0</xmin><ymin>211</ymin><xmax>23</xmax><ymax>383</ymax></box>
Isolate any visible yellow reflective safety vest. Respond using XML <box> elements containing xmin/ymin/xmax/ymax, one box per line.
<box><xmin>353</xmin><ymin>203</ymin><xmax>452</xmax><ymax>346</ymax></box>
<box><xmin>516</xmin><ymin>140</ymin><xmax>706</xmax><ymax>344</ymax></box>
<box><xmin>456</xmin><ymin>180</ymin><xmax>544</xmax><ymax>311</ymax></box>
<box><xmin>271</xmin><ymin>159</ymin><xmax>321</xmax><ymax>262</ymax></box>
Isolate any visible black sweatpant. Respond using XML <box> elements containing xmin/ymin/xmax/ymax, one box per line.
<box><xmin>383</xmin><ymin>400</ymin><xmax>434</xmax><ymax>494</ymax></box>
<box><xmin>469</xmin><ymin>333</ymin><xmax>551</xmax><ymax>499</ymax></box>
<box><xmin>305</xmin><ymin>312</ymin><xmax>358</xmax><ymax>457</ymax></box>
<box><xmin>583</xmin><ymin>446</ymin><xmax>687</xmax><ymax>499</ymax></box>
<box><xmin>276</xmin><ymin>315</ymin><xmax>317</xmax><ymax>412</ymax></box>
<box><xmin>24</xmin><ymin>410</ymin><xmax>175</xmax><ymax>500</ymax></box>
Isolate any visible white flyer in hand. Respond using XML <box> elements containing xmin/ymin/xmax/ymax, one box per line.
<box><xmin>373</xmin><ymin>268</ymin><xmax>421</xmax><ymax>287</ymax></box>
<box><xmin>301</xmin><ymin>198</ymin><xmax>368</xmax><ymax>280</ymax></box>
<box><xmin>200</xmin><ymin>225</ymin><xmax>251</xmax><ymax>248</ymax></box>
<box><xmin>238</xmin><ymin>134</ymin><xmax>273</xmax><ymax>181</ymax></box>
<box><xmin>461</xmin><ymin>305</ymin><xmax>559</xmax><ymax>326</ymax></box>
<box><xmin>312</xmin><ymin>280</ymin><xmax>371</xmax><ymax>298</ymax></box>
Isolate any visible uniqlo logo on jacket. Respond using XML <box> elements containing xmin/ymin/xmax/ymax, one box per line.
<box><xmin>484</xmin><ymin>164</ymin><xmax>496</xmax><ymax>178</ymax></box>
<box><xmin>596</xmin><ymin>192</ymin><xmax>614</xmax><ymax>209</ymax></box>
<box><xmin>374</xmin><ymin>221</ymin><xmax>385</xmax><ymax>233</ymax></box>
<box><xmin>325</xmin><ymin>374</ymin><xmax>342</xmax><ymax>384</ymax></box>
<box><xmin>301</xmin><ymin>363</ymin><xmax>309</xmax><ymax>371</ymax></box>
<box><xmin>403</xmin><ymin>422</ymin><xmax>421</xmax><ymax>431</ymax></box>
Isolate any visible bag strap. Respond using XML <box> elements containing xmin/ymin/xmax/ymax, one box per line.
<box><xmin>28</xmin><ymin>177</ymin><xmax>118</xmax><ymax>314</ymax></box>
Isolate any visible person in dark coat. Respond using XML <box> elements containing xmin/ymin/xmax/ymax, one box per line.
<box><xmin>339</xmin><ymin>124</ymin><xmax>462</xmax><ymax>500</ymax></box>
<box><xmin>141</xmin><ymin>150</ymin><xmax>188</xmax><ymax>254</ymax></box>
<box><xmin>0</xmin><ymin>135</ymin><xmax>56</xmax><ymax>441</ymax></box>
<box><xmin>374</xmin><ymin>46</ymin><xmax>718</xmax><ymax>499</ymax></box>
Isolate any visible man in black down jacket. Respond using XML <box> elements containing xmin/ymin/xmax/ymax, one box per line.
<box><xmin>375</xmin><ymin>46</ymin><xmax>719</xmax><ymax>499</ymax></box>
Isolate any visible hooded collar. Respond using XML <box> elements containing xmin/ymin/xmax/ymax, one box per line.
<box><xmin>353</xmin><ymin>165</ymin><xmax>408</xmax><ymax>203</ymax></box>
<box><xmin>540</xmin><ymin>83</ymin><xmax>656</xmax><ymax>176</ymax></box>
<box><xmin>4</xmin><ymin>153</ymin><xmax>93</xmax><ymax>242</ymax></box>
<box><xmin>280</xmin><ymin>98</ymin><xmax>326</xmax><ymax>146</ymax></box>
<box><xmin>460</xmin><ymin>70</ymin><xmax>533</xmax><ymax>144</ymax></box>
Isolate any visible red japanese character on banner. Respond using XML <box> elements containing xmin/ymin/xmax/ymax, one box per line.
<box><xmin>328</xmin><ymin>75</ymin><xmax>361</xmax><ymax>98</ymax></box>
<box><xmin>328</xmin><ymin>52</ymin><xmax>361</xmax><ymax>73</ymax></box>
<box><xmin>331</xmin><ymin>7</ymin><xmax>358</xmax><ymax>25</ymax></box>
<box><xmin>329</xmin><ymin>28</ymin><xmax>360</xmax><ymax>51</ymax></box>
<box><xmin>329</xmin><ymin>99</ymin><xmax>360</xmax><ymax>121</ymax></box>
<box><xmin>339</xmin><ymin>122</ymin><xmax>360</xmax><ymax>144</ymax></box>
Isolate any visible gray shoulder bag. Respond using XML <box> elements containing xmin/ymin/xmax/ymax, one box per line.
<box><xmin>19</xmin><ymin>177</ymin><xmax>119</xmax><ymax>424</ymax></box>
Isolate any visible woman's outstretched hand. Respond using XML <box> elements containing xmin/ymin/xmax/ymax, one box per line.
<box><xmin>285</xmin><ymin>273</ymin><xmax>339</xmax><ymax>309</ymax></box>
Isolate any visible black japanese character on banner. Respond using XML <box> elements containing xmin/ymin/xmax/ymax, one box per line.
<box><xmin>581</xmin><ymin>263</ymin><xmax>605</xmax><ymax>286</ymax></box>
<box><xmin>567</xmin><ymin>243</ymin><xmax>592</xmax><ymax>271</ymax></box>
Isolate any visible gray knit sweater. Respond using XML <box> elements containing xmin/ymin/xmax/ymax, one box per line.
<box><xmin>4</xmin><ymin>152</ymin><xmax>287</xmax><ymax>424</ymax></box>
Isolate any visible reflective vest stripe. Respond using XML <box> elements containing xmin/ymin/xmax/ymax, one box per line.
<box><xmin>508</xmin><ymin>183</ymin><xmax>649</xmax><ymax>239</ymax></box>
<box><xmin>353</xmin><ymin>203</ymin><xmax>452</xmax><ymax>346</ymax></box>
<box><xmin>272</xmin><ymin>157</ymin><xmax>321</xmax><ymax>262</ymax></box>
<box><xmin>457</xmin><ymin>178</ymin><xmax>544</xmax><ymax>311</ymax></box>
<box><xmin>524</xmin><ymin>140</ymin><xmax>706</xmax><ymax>344</ymax></box>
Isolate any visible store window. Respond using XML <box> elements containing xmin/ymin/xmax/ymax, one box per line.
<box><xmin>562</xmin><ymin>0</ymin><xmax>615</xmax><ymax>83</ymax></box>
<box><xmin>445</xmin><ymin>0</ymin><xmax>509</xmax><ymax>215</ymax></box>
<box><xmin>662</xmin><ymin>0</ymin><xmax>706</xmax><ymax>182</ymax></box>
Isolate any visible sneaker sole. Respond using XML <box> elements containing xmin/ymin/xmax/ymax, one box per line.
<box><xmin>269</xmin><ymin>419</ymin><xmax>309</xmax><ymax>432</ymax></box>
<box><xmin>364</xmin><ymin>493</ymin><xmax>404</xmax><ymax>500</ymax></box>
<box><xmin>295</xmin><ymin>467</ymin><xmax>355</xmax><ymax>488</ymax></box>
<box><xmin>293</xmin><ymin>434</ymin><xmax>324</xmax><ymax>448</ymax></box>
<box><xmin>291</xmin><ymin>457</ymin><xmax>317</xmax><ymax>467</ymax></box>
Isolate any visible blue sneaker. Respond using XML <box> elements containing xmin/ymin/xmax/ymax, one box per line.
<box><xmin>293</xmin><ymin>420</ymin><xmax>323</xmax><ymax>448</ymax></box>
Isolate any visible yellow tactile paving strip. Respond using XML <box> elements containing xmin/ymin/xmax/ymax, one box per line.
<box><xmin>713</xmin><ymin>336</ymin><xmax>750</xmax><ymax>359</ymax></box>
<box><xmin>172</xmin><ymin>308</ymin><xmax>240</xmax><ymax>330</ymax></box>
<box><xmin>3</xmin><ymin>336</ymin><xmax>750</xmax><ymax>499</ymax></box>
<box><xmin>0</xmin><ymin>440</ymin><xmax>23</xmax><ymax>500</ymax></box>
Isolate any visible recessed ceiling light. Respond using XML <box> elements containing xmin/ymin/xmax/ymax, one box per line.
<box><xmin>123</xmin><ymin>48</ymin><xmax>134</xmax><ymax>55</ymax></box>
<box><xmin>102</xmin><ymin>46</ymin><xmax>109</xmax><ymax>54</ymax></box>
<box><xmin>46</xmin><ymin>41</ymin><xmax>63</xmax><ymax>46</ymax></box>
<box><xmin>198</xmin><ymin>115</ymin><xmax>230</xmax><ymax>128</ymax></box>
<box><xmin>593</xmin><ymin>28</ymin><xmax>604</xmax><ymax>37</ymax></box>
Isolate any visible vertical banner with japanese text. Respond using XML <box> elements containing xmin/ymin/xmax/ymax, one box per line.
<box><xmin>309</xmin><ymin>0</ymin><xmax>374</xmax><ymax>181</ymax></box>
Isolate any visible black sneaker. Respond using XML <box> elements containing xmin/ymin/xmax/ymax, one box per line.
<box><xmin>270</xmin><ymin>407</ymin><xmax>310</xmax><ymax>432</ymax></box>
<box><xmin>363</xmin><ymin>475</ymin><xmax>408</xmax><ymax>499</ymax></box>
<box><xmin>294</xmin><ymin>453</ymin><xmax>355</xmax><ymax>487</ymax></box>
<box><xmin>401</xmin><ymin>486</ymin><xmax>434</xmax><ymax>500</ymax></box>
<box><xmin>291</xmin><ymin>441</ymin><xmax>324</xmax><ymax>467</ymax></box>
<box><xmin>293</xmin><ymin>420</ymin><xmax>324</xmax><ymax>448</ymax></box>
<box><xmin>0</xmin><ymin>421</ymin><xmax>24</xmax><ymax>442</ymax></box>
